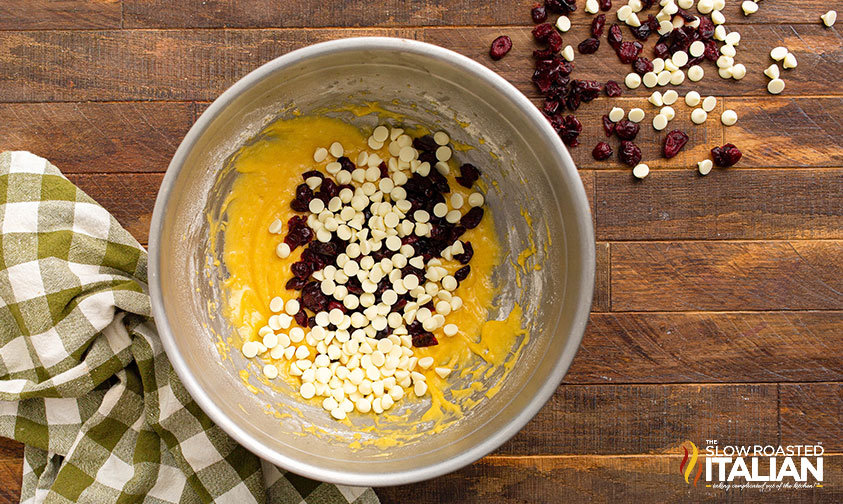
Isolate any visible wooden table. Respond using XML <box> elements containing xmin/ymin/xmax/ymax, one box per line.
<box><xmin>1</xmin><ymin>1</ymin><xmax>841</xmax><ymax>502</ymax></box>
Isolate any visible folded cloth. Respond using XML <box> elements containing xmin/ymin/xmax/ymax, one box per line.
<box><xmin>0</xmin><ymin>152</ymin><xmax>379</xmax><ymax>504</ymax></box>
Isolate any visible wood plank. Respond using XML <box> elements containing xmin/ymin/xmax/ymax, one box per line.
<box><xmin>567</xmin><ymin>312</ymin><xmax>843</xmax><ymax>384</ymax></box>
<box><xmin>124</xmin><ymin>0</ymin><xmax>534</xmax><ymax>28</ymax></box>
<box><xmin>378</xmin><ymin>455</ymin><xmax>843</xmax><ymax>503</ymax></box>
<box><xmin>611</xmin><ymin>241</ymin><xmax>843</xmax><ymax>312</ymax></box>
<box><xmin>593</xmin><ymin>242</ymin><xmax>610</xmax><ymax>312</ymax></box>
<box><xmin>122</xmin><ymin>0</ymin><xmax>832</xmax><ymax>28</ymax></box>
<box><xmin>725</xmin><ymin>97</ymin><xmax>843</xmax><ymax>168</ymax></box>
<box><xmin>65</xmin><ymin>173</ymin><xmax>164</xmax><ymax>244</ymax></box>
<box><xmin>0</xmin><ymin>438</ymin><xmax>23</xmax><ymax>460</ymax></box>
<box><xmin>0</xmin><ymin>26</ymin><xmax>837</xmax><ymax>102</ymax></box>
<box><xmin>0</xmin><ymin>1</ymin><xmax>120</xmax><ymax>30</ymax></box>
<box><xmin>497</xmin><ymin>384</ymin><xmax>777</xmax><ymax>455</ymax></box>
<box><xmin>0</xmin><ymin>102</ymin><xmax>193</xmax><ymax>174</ymax></box>
<box><xmin>781</xmin><ymin>383</ymin><xmax>843</xmax><ymax>452</ymax></box>
<box><xmin>595</xmin><ymin>169</ymin><xmax>843</xmax><ymax>241</ymax></box>
<box><xmin>0</xmin><ymin>459</ymin><xmax>22</xmax><ymax>504</ymax></box>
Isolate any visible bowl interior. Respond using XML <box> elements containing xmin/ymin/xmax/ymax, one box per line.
<box><xmin>151</xmin><ymin>38</ymin><xmax>594</xmax><ymax>486</ymax></box>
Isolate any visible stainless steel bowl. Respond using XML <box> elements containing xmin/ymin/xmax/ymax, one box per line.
<box><xmin>149</xmin><ymin>37</ymin><xmax>594</xmax><ymax>486</ymax></box>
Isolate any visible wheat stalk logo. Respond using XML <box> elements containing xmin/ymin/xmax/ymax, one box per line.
<box><xmin>679</xmin><ymin>441</ymin><xmax>703</xmax><ymax>486</ymax></box>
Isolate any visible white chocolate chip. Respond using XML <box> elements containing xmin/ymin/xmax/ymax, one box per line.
<box><xmin>741</xmin><ymin>1</ymin><xmax>758</xmax><ymax>15</ymax></box>
<box><xmin>628</xmin><ymin>108</ymin><xmax>645</xmax><ymax>123</ymax></box>
<box><xmin>625</xmin><ymin>72</ymin><xmax>642</xmax><ymax>89</ymax></box>
<box><xmin>648</xmin><ymin>91</ymin><xmax>664</xmax><ymax>107</ymax></box>
<box><xmin>662</xmin><ymin>89</ymin><xmax>678</xmax><ymax>105</ymax></box>
<box><xmin>652</xmin><ymin>114</ymin><xmax>669</xmax><ymax>131</ymax></box>
<box><xmin>764</xmin><ymin>64</ymin><xmax>780</xmax><ymax>80</ymax></box>
<box><xmin>767</xmin><ymin>78</ymin><xmax>786</xmax><ymax>95</ymax></box>
<box><xmin>660</xmin><ymin>106</ymin><xmax>676</xmax><ymax>121</ymax></box>
<box><xmin>687</xmin><ymin>65</ymin><xmax>704</xmax><ymax>82</ymax></box>
<box><xmin>691</xmin><ymin>108</ymin><xmax>708</xmax><ymax>124</ymax></box>
<box><xmin>689</xmin><ymin>41</ymin><xmax>705</xmax><ymax>58</ymax></box>
<box><xmin>782</xmin><ymin>52</ymin><xmax>798</xmax><ymax>69</ymax></box>
<box><xmin>685</xmin><ymin>91</ymin><xmax>701</xmax><ymax>107</ymax></box>
<box><xmin>698</xmin><ymin>159</ymin><xmax>713</xmax><ymax>176</ymax></box>
<box><xmin>702</xmin><ymin>96</ymin><xmax>717</xmax><ymax>112</ymax></box>
<box><xmin>731</xmin><ymin>64</ymin><xmax>747</xmax><ymax>80</ymax></box>
<box><xmin>643</xmin><ymin>72</ymin><xmax>659</xmax><ymax>88</ymax></box>
<box><xmin>632</xmin><ymin>163</ymin><xmax>650</xmax><ymax>179</ymax></box>
<box><xmin>721</xmin><ymin>109</ymin><xmax>738</xmax><ymax>126</ymax></box>
<box><xmin>821</xmin><ymin>10</ymin><xmax>837</xmax><ymax>27</ymax></box>
<box><xmin>770</xmin><ymin>46</ymin><xmax>788</xmax><ymax>61</ymax></box>
<box><xmin>562</xmin><ymin>45</ymin><xmax>575</xmax><ymax>62</ymax></box>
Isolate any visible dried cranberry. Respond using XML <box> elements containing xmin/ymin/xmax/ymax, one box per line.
<box><xmin>591</xmin><ymin>14</ymin><xmax>606</xmax><ymax>37</ymax></box>
<box><xmin>301</xmin><ymin>170</ymin><xmax>323</xmax><ymax>181</ymax></box>
<box><xmin>545</xmin><ymin>0</ymin><xmax>577</xmax><ymax>13</ymax></box>
<box><xmin>454</xmin><ymin>265</ymin><xmax>471</xmax><ymax>281</ymax></box>
<box><xmin>703</xmin><ymin>39</ymin><xmax>718</xmax><ymax>61</ymax></box>
<box><xmin>676</xmin><ymin>8</ymin><xmax>696</xmax><ymax>22</ymax></box>
<box><xmin>547</xmin><ymin>31</ymin><xmax>564</xmax><ymax>52</ymax></box>
<box><xmin>608</xmin><ymin>24</ymin><xmax>623</xmax><ymax>50</ymax></box>
<box><xmin>454</xmin><ymin>242</ymin><xmax>474</xmax><ymax>264</ymax></box>
<box><xmin>630</xmin><ymin>22</ymin><xmax>651</xmax><ymax>41</ymax></box>
<box><xmin>327</xmin><ymin>301</ymin><xmax>346</xmax><ymax>314</ymax></box>
<box><xmin>670</xmin><ymin>29</ymin><xmax>691</xmax><ymax>52</ymax></box>
<box><xmin>616</xmin><ymin>41</ymin><xmax>641</xmax><ymax>63</ymax></box>
<box><xmin>543</xmin><ymin>99</ymin><xmax>560</xmax><ymax>115</ymax></box>
<box><xmin>461</xmin><ymin>207</ymin><xmax>484</xmax><ymax>229</ymax></box>
<box><xmin>490</xmin><ymin>35</ymin><xmax>513</xmax><ymax>60</ymax></box>
<box><xmin>379</xmin><ymin>161</ymin><xmax>389</xmax><ymax>178</ymax></box>
<box><xmin>557</xmin><ymin>114</ymin><xmax>582</xmax><ymax>147</ymax></box>
<box><xmin>290</xmin><ymin>198</ymin><xmax>309</xmax><ymax>212</ymax></box>
<box><xmin>592</xmin><ymin>141</ymin><xmax>613</xmax><ymax>160</ymax></box>
<box><xmin>302</xmin><ymin>282</ymin><xmax>328</xmax><ymax>312</ymax></box>
<box><xmin>572</xmin><ymin>80</ymin><xmax>602</xmax><ymax>102</ymax></box>
<box><xmin>293</xmin><ymin>309</ymin><xmax>308</xmax><ymax>327</ymax></box>
<box><xmin>456</xmin><ymin>163</ymin><xmax>481</xmax><ymax>188</ymax></box>
<box><xmin>599</xmin><ymin>0</ymin><xmax>612</xmax><ymax>9</ymax></box>
<box><xmin>711</xmin><ymin>144</ymin><xmax>742</xmax><ymax>167</ymax></box>
<box><xmin>697</xmin><ymin>16</ymin><xmax>715</xmax><ymax>39</ymax></box>
<box><xmin>663</xmin><ymin>130</ymin><xmax>690</xmax><ymax>158</ymax></box>
<box><xmin>633</xmin><ymin>57</ymin><xmax>654</xmax><ymax>75</ymax></box>
<box><xmin>337</xmin><ymin>157</ymin><xmax>355</xmax><ymax>172</ymax></box>
<box><xmin>290</xmin><ymin>261</ymin><xmax>313</xmax><ymax>279</ymax></box>
<box><xmin>653</xmin><ymin>42</ymin><xmax>669</xmax><ymax>59</ymax></box>
<box><xmin>619</xmin><ymin>141</ymin><xmax>642</xmax><ymax>166</ymax></box>
<box><xmin>531</xmin><ymin>4</ymin><xmax>547</xmax><ymax>23</ymax></box>
<box><xmin>614</xmin><ymin>119</ymin><xmax>640</xmax><ymax>141</ymax></box>
<box><xmin>412</xmin><ymin>332</ymin><xmax>439</xmax><ymax>347</ymax></box>
<box><xmin>578</xmin><ymin>37</ymin><xmax>600</xmax><ymax>54</ymax></box>
<box><xmin>604</xmin><ymin>80</ymin><xmax>623</xmax><ymax>97</ymax></box>
<box><xmin>285</xmin><ymin>277</ymin><xmax>308</xmax><ymax>290</ymax></box>
<box><xmin>602</xmin><ymin>115</ymin><xmax>616</xmax><ymax>137</ymax></box>
<box><xmin>532</xmin><ymin>23</ymin><xmax>554</xmax><ymax>42</ymax></box>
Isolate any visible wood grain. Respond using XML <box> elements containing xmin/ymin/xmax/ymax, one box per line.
<box><xmin>595</xmin><ymin>169</ymin><xmax>843</xmax><ymax>241</ymax></box>
<box><xmin>498</xmin><ymin>384</ymin><xmax>777</xmax><ymax>455</ymax></box>
<box><xmin>567</xmin><ymin>312</ymin><xmax>843</xmax><ymax>384</ymax></box>
<box><xmin>725</xmin><ymin>97</ymin><xmax>843</xmax><ymax>168</ymax></box>
<box><xmin>65</xmin><ymin>173</ymin><xmax>164</xmax><ymax>243</ymax></box>
<box><xmin>780</xmin><ymin>383</ymin><xmax>843</xmax><ymax>452</ymax></box>
<box><xmin>0</xmin><ymin>102</ymin><xmax>193</xmax><ymax>173</ymax></box>
<box><xmin>0</xmin><ymin>1</ymin><xmax>121</xmax><ymax>30</ymax></box>
<box><xmin>0</xmin><ymin>25</ymin><xmax>838</xmax><ymax>102</ymax></box>
<box><xmin>611</xmin><ymin>241</ymin><xmax>843</xmax><ymax>311</ymax></box>
<box><xmin>593</xmin><ymin>242</ymin><xmax>610</xmax><ymax>312</ymax></box>
<box><xmin>124</xmin><ymin>0</ymin><xmax>534</xmax><ymax>28</ymax></box>
<box><xmin>377</xmin><ymin>455</ymin><xmax>843</xmax><ymax>503</ymax></box>
<box><xmin>0</xmin><ymin>438</ymin><xmax>23</xmax><ymax>460</ymax></box>
<box><xmin>0</xmin><ymin>459</ymin><xmax>22</xmax><ymax>504</ymax></box>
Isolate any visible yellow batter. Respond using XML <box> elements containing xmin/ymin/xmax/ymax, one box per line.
<box><xmin>215</xmin><ymin>113</ymin><xmax>524</xmax><ymax>438</ymax></box>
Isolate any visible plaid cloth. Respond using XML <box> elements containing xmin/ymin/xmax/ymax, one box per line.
<box><xmin>0</xmin><ymin>151</ymin><xmax>380</xmax><ymax>504</ymax></box>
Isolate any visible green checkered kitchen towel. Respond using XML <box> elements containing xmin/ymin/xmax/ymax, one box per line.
<box><xmin>0</xmin><ymin>151</ymin><xmax>380</xmax><ymax>504</ymax></box>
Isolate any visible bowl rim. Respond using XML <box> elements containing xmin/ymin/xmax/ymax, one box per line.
<box><xmin>148</xmin><ymin>36</ymin><xmax>595</xmax><ymax>487</ymax></box>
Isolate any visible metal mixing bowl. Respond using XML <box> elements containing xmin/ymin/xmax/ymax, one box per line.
<box><xmin>149</xmin><ymin>37</ymin><xmax>594</xmax><ymax>486</ymax></box>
